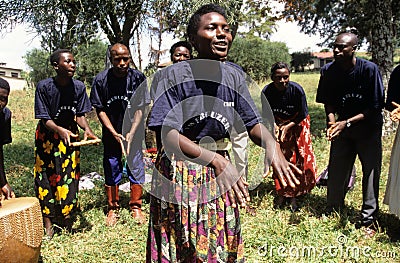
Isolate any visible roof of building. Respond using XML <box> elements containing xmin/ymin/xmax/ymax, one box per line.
<box><xmin>312</xmin><ymin>52</ymin><xmax>334</xmax><ymax>59</ymax></box>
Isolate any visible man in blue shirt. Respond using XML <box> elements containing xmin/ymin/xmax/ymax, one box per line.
<box><xmin>91</xmin><ymin>43</ymin><xmax>149</xmax><ymax>225</ymax></box>
<box><xmin>316</xmin><ymin>31</ymin><xmax>384</xmax><ymax>235</ymax></box>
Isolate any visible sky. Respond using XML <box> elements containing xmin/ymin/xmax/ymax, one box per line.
<box><xmin>0</xmin><ymin>20</ymin><xmax>324</xmax><ymax>70</ymax></box>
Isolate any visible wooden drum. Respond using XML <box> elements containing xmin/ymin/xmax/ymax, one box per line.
<box><xmin>0</xmin><ymin>197</ymin><xmax>43</xmax><ymax>263</ymax></box>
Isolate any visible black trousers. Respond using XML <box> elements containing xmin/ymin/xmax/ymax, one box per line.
<box><xmin>327</xmin><ymin>123</ymin><xmax>382</xmax><ymax>223</ymax></box>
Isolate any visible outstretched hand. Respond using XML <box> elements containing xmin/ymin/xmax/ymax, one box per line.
<box><xmin>263</xmin><ymin>142</ymin><xmax>301</xmax><ymax>188</ymax></box>
<box><xmin>213</xmin><ymin>154</ymin><xmax>250</xmax><ymax>208</ymax></box>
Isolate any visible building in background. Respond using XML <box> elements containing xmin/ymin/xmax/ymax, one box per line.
<box><xmin>0</xmin><ymin>63</ymin><xmax>27</xmax><ymax>90</ymax></box>
<box><xmin>311</xmin><ymin>52</ymin><xmax>334</xmax><ymax>70</ymax></box>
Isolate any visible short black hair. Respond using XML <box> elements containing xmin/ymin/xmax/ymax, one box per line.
<box><xmin>187</xmin><ymin>4</ymin><xmax>228</xmax><ymax>40</ymax></box>
<box><xmin>0</xmin><ymin>77</ymin><xmax>10</xmax><ymax>92</ymax></box>
<box><xmin>169</xmin><ymin>41</ymin><xmax>193</xmax><ymax>60</ymax></box>
<box><xmin>271</xmin><ymin>62</ymin><xmax>290</xmax><ymax>76</ymax></box>
<box><xmin>50</xmin><ymin>49</ymin><xmax>72</xmax><ymax>65</ymax></box>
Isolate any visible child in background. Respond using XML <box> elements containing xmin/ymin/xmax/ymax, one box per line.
<box><xmin>0</xmin><ymin>77</ymin><xmax>15</xmax><ymax>204</ymax></box>
<box><xmin>34</xmin><ymin>49</ymin><xmax>98</xmax><ymax>237</ymax></box>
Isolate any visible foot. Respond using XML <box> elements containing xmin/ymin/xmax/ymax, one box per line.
<box><xmin>274</xmin><ymin>196</ymin><xmax>286</xmax><ymax>209</ymax></box>
<box><xmin>245</xmin><ymin>205</ymin><xmax>257</xmax><ymax>216</ymax></box>
<box><xmin>106</xmin><ymin>210</ymin><xmax>119</xmax><ymax>227</ymax></box>
<box><xmin>363</xmin><ymin>227</ymin><xmax>377</xmax><ymax>238</ymax></box>
<box><xmin>290</xmin><ymin>197</ymin><xmax>300</xmax><ymax>212</ymax></box>
<box><xmin>131</xmin><ymin>208</ymin><xmax>145</xmax><ymax>224</ymax></box>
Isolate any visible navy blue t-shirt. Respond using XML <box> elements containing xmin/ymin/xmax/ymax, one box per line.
<box><xmin>261</xmin><ymin>81</ymin><xmax>308</xmax><ymax>125</ymax></box>
<box><xmin>35</xmin><ymin>78</ymin><xmax>92</xmax><ymax>127</ymax></box>
<box><xmin>385</xmin><ymin>64</ymin><xmax>400</xmax><ymax>111</ymax></box>
<box><xmin>316</xmin><ymin>58</ymin><xmax>384</xmax><ymax>122</ymax></box>
<box><xmin>148</xmin><ymin>60</ymin><xmax>262</xmax><ymax>142</ymax></box>
<box><xmin>90</xmin><ymin>68</ymin><xmax>150</xmax><ymax>135</ymax></box>
<box><xmin>0</xmin><ymin>107</ymin><xmax>12</xmax><ymax>145</ymax></box>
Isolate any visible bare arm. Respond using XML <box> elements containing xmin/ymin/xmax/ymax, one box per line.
<box><xmin>0</xmin><ymin>146</ymin><xmax>15</xmax><ymax>199</ymax></box>
<box><xmin>42</xmin><ymin>119</ymin><xmax>78</xmax><ymax>146</ymax></box>
<box><xmin>76</xmin><ymin>115</ymin><xmax>98</xmax><ymax>141</ymax></box>
<box><xmin>163</xmin><ymin>128</ymin><xmax>249</xmax><ymax>208</ymax></box>
<box><xmin>96</xmin><ymin>109</ymin><xmax>124</xmax><ymax>143</ymax></box>
<box><xmin>125</xmin><ymin>107</ymin><xmax>144</xmax><ymax>154</ymax></box>
<box><xmin>249</xmin><ymin>123</ymin><xmax>301</xmax><ymax>188</ymax></box>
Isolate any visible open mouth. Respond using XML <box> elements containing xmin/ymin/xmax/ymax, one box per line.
<box><xmin>214</xmin><ymin>41</ymin><xmax>228</xmax><ymax>50</ymax></box>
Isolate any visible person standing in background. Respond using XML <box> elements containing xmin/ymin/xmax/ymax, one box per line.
<box><xmin>34</xmin><ymin>49</ymin><xmax>98</xmax><ymax>237</ymax></box>
<box><xmin>316</xmin><ymin>31</ymin><xmax>384</xmax><ymax>235</ymax></box>
<box><xmin>383</xmin><ymin>64</ymin><xmax>400</xmax><ymax>218</ymax></box>
<box><xmin>169</xmin><ymin>40</ymin><xmax>193</xmax><ymax>63</ymax></box>
<box><xmin>0</xmin><ymin>77</ymin><xmax>15</xmax><ymax>204</ymax></box>
<box><xmin>90</xmin><ymin>43</ymin><xmax>149</xmax><ymax>226</ymax></box>
<box><xmin>262</xmin><ymin>62</ymin><xmax>317</xmax><ymax>212</ymax></box>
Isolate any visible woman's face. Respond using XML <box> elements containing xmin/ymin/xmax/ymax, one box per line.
<box><xmin>191</xmin><ymin>12</ymin><xmax>232</xmax><ymax>61</ymax></box>
<box><xmin>172</xmin><ymin>46</ymin><xmax>191</xmax><ymax>63</ymax></box>
<box><xmin>271</xmin><ymin>68</ymin><xmax>290</xmax><ymax>91</ymax></box>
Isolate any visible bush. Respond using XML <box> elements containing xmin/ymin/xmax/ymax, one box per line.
<box><xmin>228</xmin><ymin>36</ymin><xmax>291</xmax><ymax>82</ymax></box>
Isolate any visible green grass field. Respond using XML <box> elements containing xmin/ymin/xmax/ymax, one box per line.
<box><xmin>4</xmin><ymin>72</ymin><xmax>400</xmax><ymax>262</ymax></box>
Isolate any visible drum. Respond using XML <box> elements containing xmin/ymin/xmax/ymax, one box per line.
<box><xmin>0</xmin><ymin>197</ymin><xmax>43</xmax><ymax>263</ymax></box>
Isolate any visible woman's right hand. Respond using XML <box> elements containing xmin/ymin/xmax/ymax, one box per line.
<box><xmin>58</xmin><ymin>127</ymin><xmax>78</xmax><ymax>146</ymax></box>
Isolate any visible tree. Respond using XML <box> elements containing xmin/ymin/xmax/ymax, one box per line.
<box><xmin>291</xmin><ymin>51</ymin><xmax>314</xmax><ymax>72</ymax></box>
<box><xmin>237</xmin><ymin>0</ymin><xmax>277</xmax><ymax>39</ymax></box>
<box><xmin>0</xmin><ymin>0</ymin><xmax>97</xmax><ymax>51</ymax></box>
<box><xmin>24</xmin><ymin>38</ymin><xmax>108</xmax><ymax>87</ymax></box>
<box><xmin>23</xmin><ymin>48</ymin><xmax>54</xmax><ymax>87</ymax></box>
<box><xmin>74</xmin><ymin>38</ymin><xmax>109</xmax><ymax>85</ymax></box>
<box><xmin>228</xmin><ymin>36</ymin><xmax>291</xmax><ymax>82</ymax></box>
<box><xmin>277</xmin><ymin>0</ymin><xmax>400</xmax><ymax>85</ymax></box>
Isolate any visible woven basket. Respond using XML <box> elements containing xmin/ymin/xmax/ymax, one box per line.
<box><xmin>0</xmin><ymin>197</ymin><xmax>43</xmax><ymax>263</ymax></box>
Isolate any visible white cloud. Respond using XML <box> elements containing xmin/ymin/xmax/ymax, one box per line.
<box><xmin>0</xmin><ymin>24</ymin><xmax>41</xmax><ymax>70</ymax></box>
<box><xmin>270</xmin><ymin>20</ymin><xmax>325</xmax><ymax>53</ymax></box>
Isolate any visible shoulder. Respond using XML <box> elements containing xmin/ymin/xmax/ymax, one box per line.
<box><xmin>1</xmin><ymin>107</ymin><xmax>11</xmax><ymax>119</ymax></box>
<box><xmin>261</xmin><ymin>83</ymin><xmax>273</xmax><ymax>94</ymax></box>
<box><xmin>321</xmin><ymin>61</ymin><xmax>335</xmax><ymax>72</ymax></box>
<box><xmin>288</xmin><ymin>81</ymin><xmax>305</xmax><ymax>93</ymax></box>
<box><xmin>72</xmin><ymin>79</ymin><xmax>87</xmax><ymax>92</ymax></box>
<box><xmin>128</xmin><ymin>68</ymin><xmax>146</xmax><ymax>80</ymax></box>
<box><xmin>36</xmin><ymin>78</ymin><xmax>55</xmax><ymax>89</ymax></box>
<box><xmin>225</xmin><ymin>61</ymin><xmax>244</xmax><ymax>72</ymax></box>
<box><xmin>93</xmin><ymin>69</ymin><xmax>110</xmax><ymax>82</ymax></box>
<box><xmin>357</xmin><ymin>58</ymin><xmax>378</xmax><ymax>71</ymax></box>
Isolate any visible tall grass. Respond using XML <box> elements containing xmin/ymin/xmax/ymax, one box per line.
<box><xmin>4</xmin><ymin>73</ymin><xmax>400</xmax><ymax>262</ymax></box>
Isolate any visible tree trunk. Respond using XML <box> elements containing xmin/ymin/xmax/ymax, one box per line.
<box><xmin>368</xmin><ymin>0</ymin><xmax>394</xmax><ymax>87</ymax></box>
<box><xmin>367</xmin><ymin>0</ymin><xmax>395</xmax><ymax>136</ymax></box>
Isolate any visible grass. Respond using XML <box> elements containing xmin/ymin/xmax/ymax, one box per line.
<box><xmin>4</xmin><ymin>73</ymin><xmax>400</xmax><ymax>262</ymax></box>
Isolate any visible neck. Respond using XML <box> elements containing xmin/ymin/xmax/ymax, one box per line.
<box><xmin>339</xmin><ymin>57</ymin><xmax>356</xmax><ymax>71</ymax></box>
<box><xmin>55</xmin><ymin>75</ymin><xmax>71</xmax><ymax>87</ymax></box>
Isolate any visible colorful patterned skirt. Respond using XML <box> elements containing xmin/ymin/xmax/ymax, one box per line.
<box><xmin>274</xmin><ymin>115</ymin><xmax>317</xmax><ymax>197</ymax></box>
<box><xmin>34</xmin><ymin>121</ymin><xmax>80</xmax><ymax>218</ymax></box>
<box><xmin>146</xmin><ymin>151</ymin><xmax>245</xmax><ymax>263</ymax></box>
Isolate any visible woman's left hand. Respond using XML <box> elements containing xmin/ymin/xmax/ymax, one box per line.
<box><xmin>212</xmin><ymin>154</ymin><xmax>250</xmax><ymax>208</ymax></box>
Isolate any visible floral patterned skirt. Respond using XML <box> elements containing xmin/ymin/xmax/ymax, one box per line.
<box><xmin>34</xmin><ymin>121</ymin><xmax>80</xmax><ymax>218</ymax></box>
<box><xmin>274</xmin><ymin>115</ymin><xmax>317</xmax><ymax>197</ymax></box>
<box><xmin>146</xmin><ymin>151</ymin><xmax>245</xmax><ymax>263</ymax></box>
